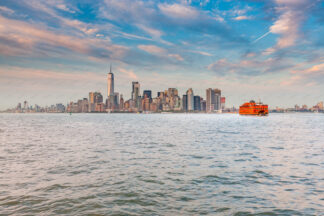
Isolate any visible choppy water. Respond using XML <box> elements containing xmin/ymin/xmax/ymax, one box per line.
<box><xmin>0</xmin><ymin>113</ymin><xmax>323</xmax><ymax>215</ymax></box>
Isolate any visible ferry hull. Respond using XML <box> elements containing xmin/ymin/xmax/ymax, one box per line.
<box><xmin>239</xmin><ymin>101</ymin><xmax>268</xmax><ymax>116</ymax></box>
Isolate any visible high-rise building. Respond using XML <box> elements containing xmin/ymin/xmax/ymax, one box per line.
<box><xmin>214</xmin><ymin>89</ymin><xmax>221</xmax><ymax>111</ymax></box>
<box><xmin>201</xmin><ymin>100</ymin><xmax>206</xmax><ymax>112</ymax></box>
<box><xmin>89</xmin><ymin>92</ymin><xmax>103</xmax><ymax>112</ymax></box>
<box><xmin>132</xmin><ymin>82</ymin><xmax>140</xmax><ymax>100</ymax></box>
<box><xmin>186</xmin><ymin>88</ymin><xmax>194</xmax><ymax>111</ymax></box>
<box><xmin>168</xmin><ymin>88</ymin><xmax>178</xmax><ymax>97</ymax></box>
<box><xmin>120</xmin><ymin>94</ymin><xmax>124</xmax><ymax>110</ymax></box>
<box><xmin>194</xmin><ymin>96</ymin><xmax>201</xmax><ymax>111</ymax></box>
<box><xmin>55</xmin><ymin>103</ymin><xmax>65</xmax><ymax>113</ymax></box>
<box><xmin>132</xmin><ymin>81</ymin><xmax>140</xmax><ymax>108</ymax></box>
<box><xmin>143</xmin><ymin>90</ymin><xmax>152</xmax><ymax>99</ymax></box>
<box><xmin>157</xmin><ymin>92</ymin><xmax>164</xmax><ymax>98</ymax></box>
<box><xmin>16</xmin><ymin>103</ymin><xmax>21</xmax><ymax>111</ymax></box>
<box><xmin>107</xmin><ymin>64</ymin><xmax>114</xmax><ymax>97</ymax></box>
<box><xmin>182</xmin><ymin>94</ymin><xmax>188</xmax><ymax>111</ymax></box>
<box><xmin>23</xmin><ymin>101</ymin><xmax>28</xmax><ymax>110</ymax></box>
<box><xmin>206</xmin><ymin>88</ymin><xmax>221</xmax><ymax>112</ymax></box>
<box><xmin>142</xmin><ymin>97</ymin><xmax>150</xmax><ymax>111</ymax></box>
<box><xmin>107</xmin><ymin>65</ymin><xmax>115</xmax><ymax>109</ymax></box>
<box><xmin>114</xmin><ymin>93</ymin><xmax>119</xmax><ymax>110</ymax></box>
<box><xmin>317</xmin><ymin>101</ymin><xmax>323</xmax><ymax>110</ymax></box>
<box><xmin>221</xmin><ymin>97</ymin><xmax>226</xmax><ymax>110</ymax></box>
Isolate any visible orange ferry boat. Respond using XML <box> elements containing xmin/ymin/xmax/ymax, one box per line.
<box><xmin>239</xmin><ymin>100</ymin><xmax>268</xmax><ymax>116</ymax></box>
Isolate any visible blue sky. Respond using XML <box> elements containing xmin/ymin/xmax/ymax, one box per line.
<box><xmin>0</xmin><ymin>0</ymin><xmax>324</xmax><ymax>109</ymax></box>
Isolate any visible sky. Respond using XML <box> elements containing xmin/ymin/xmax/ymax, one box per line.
<box><xmin>0</xmin><ymin>0</ymin><xmax>324</xmax><ymax>109</ymax></box>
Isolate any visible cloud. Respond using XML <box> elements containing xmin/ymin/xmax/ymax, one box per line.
<box><xmin>137</xmin><ymin>44</ymin><xmax>184</xmax><ymax>62</ymax></box>
<box><xmin>207</xmin><ymin>57</ymin><xmax>292</xmax><ymax>76</ymax></box>
<box><xmin>138</xmin><ymin>45</ymin><xmax>167</xmax><ymax>55</ymax></box>
<box><xmin>158</xmin><ymin>3</ymin><xmax>199</xmax><ymax>19</ymax></box>
<box><xmin>281</xmin><ymin>62</ymin><xmax>324</xmax><ymax>86</ymax></box>
<box><xmin>233</xmin><ymin>15</ymin><xmax>252</xmax><ymax>21</ymax></box>
<box><xmin>100</xmin><ymin>0</ymin><xmax>246</xmax><ymax>45</ymax></box>
<box><xmin>293</xmin><ymin>63</ymin><xmax>324</xmax><ymax>75</ymax></box>
<box><xmin>190</xmin><ymin>50</ymin><xmax>213</xmax><ymax>56</ymax></box>
<box><xmin>0</xmin><ymin>15</ymin><xmax>128</xmax><ymax>60</ymax></box>
<box><xmin>0</xmin><ymin>6</ymin><xmax>14</xmax><ymax>14</ymax></box>
<box><xmin>0</xmin><ymin>66</ymin><xmax>103</xmax><ymax>82</ymax></box>
<box><xmin>136</xmin><ymin>24</ymin><xmax>171</xmax><ymax>45</ymax></box>
<box><xmin>168</xmin><ymin>54</ymin><xmax>184</xmax><ymax>61</ymax></box>
<box><xmin>138</xmin><ymin>44</ymin><xmax>184</xmax><ymax>61</ymax></box>
<box><xmin>56</xmin><ymin>4</ymin><xmax>75</xmax><ymax>13</ymax></box>
<box><xmin>264</xmin><ymin>0</ymin><xmax>318</xmax><ymax>52</ymax></box>
<box><xmin>101</xmin><ymin>0</ymin><xmax>155</xmax><ymax>23</ymax></box>
<box><xmin>118</xmin><ymin>67</ymin><xmax>138</xmax><ymax>79</ymax></box>
<box><xmin>136</xmin><ymin>24</ymin><xmax>163</xmax><ymax>39</ymax></box>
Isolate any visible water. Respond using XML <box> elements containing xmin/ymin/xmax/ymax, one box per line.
<box><xmin>0</xmin><ymin>113</ymin><xmax>323</xmax><ymax>215</ymax></box>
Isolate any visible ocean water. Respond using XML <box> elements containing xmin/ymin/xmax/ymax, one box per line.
<box><xmin>0</xmin><ymin>113</ymin><xmax>323</xmax><ymax>215</ymax></box>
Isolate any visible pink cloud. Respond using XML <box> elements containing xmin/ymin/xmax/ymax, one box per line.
<box><xmin>138</xmin><ymin>44</ymin><xmax>184</xmax><ymax>61</ymax></box>
<box><xmin>158</xmin><ymin>3</ymin><xmax>199</xmax><ymax>20</ymax></box>
<box><xmin>233</xmin><ymin>16</ymin><xmax>252</xmax><ymax>21</ymax></box>
<box><xmin>118</xmin><ymin>67</ymin><xmax>138</xmax><ymax>79</ymax></box>
<box><xmin>0</xmin><ymin>15</ymin><xmax>128</xmax><ymax>59</ymax></box>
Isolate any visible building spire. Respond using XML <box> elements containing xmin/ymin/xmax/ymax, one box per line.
<box><xmin>109</xmin><ymin>63</ymin><xmax>112</xmax><ymax>74</ymax></box>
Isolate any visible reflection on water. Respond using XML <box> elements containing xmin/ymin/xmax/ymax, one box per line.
<box><xmin>0</xmin><ymin>113</ymin><xmax>323</xmax><ymax>215</ymax></box>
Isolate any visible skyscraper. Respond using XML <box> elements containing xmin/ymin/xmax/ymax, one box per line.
<box><xmin>114</xmin><ymin>93</ymin><xmax>119</xmax><ymax>109</ymax></box>
<box><xmin>107</xmin><ymin>64</ymin><xmax>114</xmax><ymax>98</ymax></box>
<box><xmin>221</xmin><ymin>97</ymin><xmax>226</xmax><ymax>110</ymax></box>
<box><xmin>182</xmin><ymin>94</ymin><xmax>187</xmax><ymax>111</ymax></box>
<box><xmin>143</xmin><ymin>90</ymin><xmax>152</xmax><ymax>99</ymax></box>
<box><xmin>132</xmin><ymin>81</ymin><xmax>140</xmax><ymax>108</ymax></box>
<box><xmin>132</xmin><ymin>82</ymin><xmax>140</xmax><ymax>100</ymax></box>
<box><xmin>89</xmin><ymin>92</ymin><xmax>103</xmax><ymax>112</ymax></box>
<box><xmin>206</xmin><ymin>88</ymin><xmax>221</xmax><ymax>112</ymax></box>
<box><xmin>194</xmin><ymin>96</ymin><xmax>201</xmax><ymax>111</ymax></box>
<box><xmin>214</xmin><ymin>89</ymin><xmax>221</xmax><ymax>111</ymax></box>
<box><xmin>186</xmin><ymin>88</ymin><xmax>194</xmax><ymax>111</ymax></box>
<box><xmin>120</xmin><ymin>94</ymin><xmax>124</xmax><ymax>110</ymax></box>
<box><xmin>167</xmin><ymin>88</ymin><xmax>178</xmax><ymax>97</ymax></box>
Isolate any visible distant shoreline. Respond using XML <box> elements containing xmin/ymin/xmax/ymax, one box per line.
<box><xmin>1</xmin><ymin>111</ymin><xmax>323</xmax><ymax>114</ymax></box>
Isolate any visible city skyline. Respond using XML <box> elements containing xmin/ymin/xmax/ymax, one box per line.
<box><xmin>1</xmin><ymin>0</ymin><xmax>324</xmax><ymax>109</ymax></box>
<box><xmin>4</xmin><ymin>65</ymin><xmax>323</xmax><ymax>113</ymax></box>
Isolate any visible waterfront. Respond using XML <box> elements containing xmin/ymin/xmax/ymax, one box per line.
<box><xmin>0</xmin><ymin>113</ymin><xmax>323</xmax><ymax>215</ymax></box>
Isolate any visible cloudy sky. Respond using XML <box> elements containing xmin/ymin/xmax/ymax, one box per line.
<box><xmin>0</xmin><ymin>0</ymin><xmax>324</xmax><ymax>109</ymax></box>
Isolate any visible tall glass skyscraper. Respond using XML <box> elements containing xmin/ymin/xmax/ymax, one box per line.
<box><xmin>186</xmin><ymin>88</ymin><xmax>194</xmax><ymax>111</ymax></box>
<box><xmin>182</xmin><ymin>95</ymin><xmax>188</xmax><ymax>111</ymax></box>
<box><xmin>107</xmin><ymin>65</ymin><xmax>114</xmax><ymax>98</ymax></box>
<box><xmin>132</xmin><ymin>82</ymin><xmax>140</xmax><ymax>108</ymax></box>
<box><xmin>143</xmin><ymin>90</ymin><xmax>152</xmax><ymax>99</ymax></box>
<box><xmin>194</xmin><ymin>96</ymin><xmax>201</xmax><ymax>111</ymax></box>
<box><xmin>206</xmin><ymin>88</ymin><xmax>221</xmax><ymax>112</ymax></box>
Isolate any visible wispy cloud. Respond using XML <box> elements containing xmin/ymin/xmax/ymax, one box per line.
<box><xmin>190</xmin><ymin>50</ymin><xmax>213</xmax><ymax>56</ymax></box>
<box><xmin>0</xmin><ymin>66</ymin><xmax>103</xmax><ymax>82</ymax></box>
<box><xmin>138</xmin><ymin>45</ymin><xmax>167</xmax><ymax>55</ymax></box>
<box><xmin>158</xmin><ymin>3</ymin><xmax>199</xmax><ymax>19</ymax></box>
<box><xmin>137</xmin><ymin>24</ymin><xmax>163</xmax><ymax>39</ymax></box>
<box><xmin>233</xmin><ymin>15</ymin><xmax>253</xmax><ymax>21</ymax></box>
<box><xmin>281</xmin><ymin>62</ymin><xmax>324</xmax><ymax>86</ymax></box>
<box><xmin>207</xmin><ymin>57</ymin><xmax>292</xmax><ymax>76</ymax></box>
<box><xmin>56</xmin><ymin>4</ymin><xmax>75</xmax><ymax>13</ymax></box>
<box><xmin>0</xmin><ymin>6</ymin><xmax>14</xmax><ymax>14</ymax></box>
<box><xmin>265</xmin><ymin>0</ymin><xmax>318</xmax><ymax>52</ymax></box>
<box><xmin>0</xmin><ymin>15</ymin><xmax>128</xmax><ymax>60</ymax></box>
<box><xmin>118</xmin><ymin>67</ymin><xmax>138</xmax><ymax>79</ymax></box>
<box><xmin>138</xmin><ymin>45</ymin><xmax>184</xmax><ymax>61</ymax></box>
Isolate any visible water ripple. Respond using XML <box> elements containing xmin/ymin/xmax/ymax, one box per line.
<box><xmin>0</xmin><ymin>113</ymin><xmax>323</xmax><ymax>215</ymax></box>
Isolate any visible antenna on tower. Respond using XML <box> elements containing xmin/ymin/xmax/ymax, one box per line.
<box><xmin>110</xmin><ymin>63</ymin><xmax>112</xmax><ymax>73</ymax></box>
